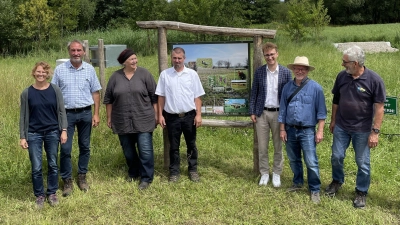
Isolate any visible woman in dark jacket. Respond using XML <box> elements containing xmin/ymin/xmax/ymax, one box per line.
<box><xmin>104</xmin><ymin>49</ymin><xmax>158</xmax><ymax>190</ymax></box>
<box><xmin>19</xmin><ymin>61</ymin><xmax>67</xmax><ymax>209</ymax></box>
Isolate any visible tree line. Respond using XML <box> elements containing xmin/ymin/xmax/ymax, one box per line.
<box><xmin>1</xmin><ymin>0</ymin><xmax>399</xmax><ymax>55</ymax></box>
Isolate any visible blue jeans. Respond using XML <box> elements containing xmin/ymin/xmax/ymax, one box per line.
<box><xmin>285</xmin><ymin>126</ymin><xmax>321</xmax><ymax>192</ymax></box>
<box><xmin>164</xmin><ymin>110</ymin><xmax>198</xmax><ymax>175</ymax></box>
<box><xmin>118</xmin><ymin>133</ymin><xmax>154</xmax><ymax>182</ymax></box>
<box><xmin>60</xmin><ymin>109</ymin><xmax>92</xmax><ymax>179</ymax></box>
<box><xmin>331</xmin><ymin>125</ymin><xmax>371</xmax><ymax>193</ymax></box>
<box><xmin>27</xmin><ymin>130</ymin><xmax>60</xmax><ymax>197</ymax></box>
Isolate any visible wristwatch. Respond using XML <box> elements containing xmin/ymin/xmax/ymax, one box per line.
<box><xmin>371</xmin><ymin>128</ymin><xmax>380</xmax><ymax>134</ymax></box>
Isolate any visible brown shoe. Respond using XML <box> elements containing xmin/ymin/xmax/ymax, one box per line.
<box><xmin>77</xmin><ymin>173</ymin><xmax>89</xmax><ymax>192</ymax></box>
<box><xmin>169</xmin><ymin>174</ymin><xmax>180</xmax><ymax>183</ymax></box>
<box><xmin>189</xmin><ymin>172</ymin><xmax>200</xmax><ymax>182</ymax></box>
<box><xmin>62</xmin><ymin>178</ymin><xmax>73</xmax><ymax>197</ymax></box>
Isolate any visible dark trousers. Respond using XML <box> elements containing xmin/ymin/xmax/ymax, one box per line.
<box><xmin>164</xmin><ymin>110</ymin><xmax>198</xmax><ymax>175</ymax></box>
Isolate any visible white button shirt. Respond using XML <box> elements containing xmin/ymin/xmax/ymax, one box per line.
<box><xmin>264</xmin><ymin>66</ymin><xmax>279</xmax><ymax>108</ymax></box>
<box><xmin>156</xmin><ymin>66</ymin><xmax>205</xmax><ymax>114</ymax></box>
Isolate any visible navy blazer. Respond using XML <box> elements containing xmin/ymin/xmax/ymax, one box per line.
<box><xmin>249</xmin><ymin>64</ymin><xmax>292</xmax><ymax>117</ymax></box>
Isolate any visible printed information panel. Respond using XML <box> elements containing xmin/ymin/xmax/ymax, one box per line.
<box><xmin>172</xmin><ymin>42</ymin><xmax>251</xmax><ymax>116</ymax></box>
<box><xmin>384</xmin><ymin>96</ymin><xmax>397</xmax><ymax>115</ymax></box>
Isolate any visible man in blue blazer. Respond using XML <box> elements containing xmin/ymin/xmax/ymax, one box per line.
<box><xmin>249</xmin><ymin>42</ymin><xmax>292</xmax><ymax>187</ymax></box>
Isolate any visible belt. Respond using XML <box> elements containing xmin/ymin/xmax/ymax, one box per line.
<box><xmin>287</xmin><ymin>124</ymin><xmax>312</xmax><ymax>129</ymax></box>
<box><xmin>66</xmin><ymin>105</ymin><xmax>91</xmax><ymax>112</ymax></box>
<box><xmin>264</xmin><ymin>107</ymin><xmax>279</xmax><ymax>111</ymax></box>
<box><xmin>164</xmin><ymin>110</ymin><xmax>195</xmax><ymax>118</ymax></box>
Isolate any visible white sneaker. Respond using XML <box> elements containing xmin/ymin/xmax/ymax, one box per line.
<box><xmin>259</xmin><ymin>174</ymin><xmax>269</xmax><ymax>186</ymax></box>
<box><xmin>272</xmin><ymin>172</ymin><xmax>281</xmax><ymax>187</ymax></box>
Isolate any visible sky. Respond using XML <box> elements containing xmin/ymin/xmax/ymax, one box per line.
<box><xmin>173</xmin><ymin>43</ymin><xmax>249</xmax><ymax>66</ymax></box>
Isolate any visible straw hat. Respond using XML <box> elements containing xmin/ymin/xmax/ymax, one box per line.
<box><xmin>287</xmin><ymin>56</ymin><xmax>315</xmax><ymax>71</ymax></box>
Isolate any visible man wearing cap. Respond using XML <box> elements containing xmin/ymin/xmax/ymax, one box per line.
<box><xmin>52</xmin><ymin>40</ymin><xmax>101</xmax><ymax>196</ymax></box>
<box><xmin>278</xmin><ymin>56</ymin><xmax>327</xmax><ymax>204</ymax></box>
<box><xmin>156</xmin><ymin>47</ymin><xmax>205</xmax><ymax>183</ymax></box>
<box><xmin>325</xmin><ymin>46</ymin><xmax>385</xmax><ymax>208</ymax></box>
<box><xmin>249</xmin><ymin>42</ymin><xmax>292</xmax><ymax>187</ymax></box>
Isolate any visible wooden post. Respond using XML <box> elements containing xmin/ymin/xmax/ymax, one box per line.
<box><xmin>83</xmin><ymin>40</ymin><xmax>90</xmax><ymax>63</ymax></box>
<box><xmin>158</xmin><ymin>27</ymin><xmax>169</xmax><ymax>72</ymax></box>
<box><xmin>252</xmin><ymin>36</ymin><xmax>264</xmax><ymax>174</ymax></box>
<box><xmin>158</xmin><ymin>27</ymin><xmax>170</xmax><ymax>170</ymax></box>
<box><xmin>97</xmin><ymin>39</ymin><xmax>106</xmax><ymax>102</ymax></box>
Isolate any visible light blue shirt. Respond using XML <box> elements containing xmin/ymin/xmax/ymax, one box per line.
<box><xmin>51</xmin><ymin>60</ymin><xmax>101</xmax><ymax>109</ymax></box>
<box><xmin>278</xmin><ymin>79</ymin><xmax>327</xmax><ymax>127</ymax></box>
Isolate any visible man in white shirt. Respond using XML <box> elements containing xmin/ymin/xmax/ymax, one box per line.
<box><xmin>156</xmin><ymin>47</ymin><xmax>205</xmax><ymax>183</ymax></box>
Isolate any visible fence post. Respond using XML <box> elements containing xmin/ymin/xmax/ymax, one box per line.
<box><xmin>97</xmin><ymin>39</ymin><xmax>106</xmax><ymax>102</ymax></box>
<box><xmin>252</xmin><ymin>35</ymin><xmax>264</xmax><ymax>174</ymax></box>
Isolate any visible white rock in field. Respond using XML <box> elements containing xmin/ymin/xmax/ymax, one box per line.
<box><xmin>334</xmin><ymin>41</ymin><xmax>398</xmax><ymax>53</ymax></box>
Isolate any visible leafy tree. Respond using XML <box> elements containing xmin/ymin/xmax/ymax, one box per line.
<box><xmin>241</xmin><ymin>0</ymin><xmax>280</xmax><ymax>24</ymax></box>
<box><xmin>92</xmin><ymin>0</ymin><xmax>127</xmax><ymax>29</ymax></box>
<box><xmin>271</xmin><ymin>1</ymin><xmax>289</xmax><ymax>23</ymax></box>
<box><xmin>285</xmin><ymin>0</ymin><xmax>330</xmax><ymax>41</ymax></box>
<box><xmin>310</xmin><ymin>0</ymin><xmax>330</xmax><ymax>40</ymax></box>
<box><xmin>124</xmin><ymin>0</ymin><xmax>168</xmax><ymax>29</ymax></box>
<box><xmin>49</xmin><ymin>0</ymin><xmax>80</xmax><ymax>37</ymax></box>
<box><xmin>166</xmin><ymin>0</ymin><xmax>247</xmax><ymax>28</ymax></box>
<box><xmin>0</xmin><ymin>0</ymin><xmax>22</xmax><ymax>54</ymax></box>
<box><xmin>78</xmin><ymin>0</ymin><xmax>97</xmax><ymax>30</ymax></box>
<box><xmin>285</xmin><ymin>0</ymin><xmax>312</xmax><ymax>41</ymax></box>
<box><xmin>18</xmin><ymin>0</ymin><xmax>55</xmax><ymax>48</ymax></box>
<box><xmin>323</xmin><ymin>0</ymin><xmax>365</xmax><ymax>24</ymax></box>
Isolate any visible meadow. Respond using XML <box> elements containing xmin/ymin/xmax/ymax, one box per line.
<box><xmin>0</xmin><ymin>23</ymin><xmax>400</xmax><ymax>224</ymax></box>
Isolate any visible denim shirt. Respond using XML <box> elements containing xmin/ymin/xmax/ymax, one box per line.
<box><xmin>278</xmin><ymin>79</ymin><xmax>327</xmax><ymax>127</ymax></box>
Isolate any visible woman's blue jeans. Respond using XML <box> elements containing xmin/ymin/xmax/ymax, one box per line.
<box><xmin>118</xmin><ymin>132</ymin><xmax>154</xmax><ymax>183</ymax></box>
<box><xmin>27</xmin><ymin>129</ymin><xmax>59</xmax><ymax>197</ymax></box>
<box><xmin>331</xmin><ymin>125</ymin><xmax>371</xmax><ymax>193</ymax></box>
<box><xmin>285</xmin><ymin>126</ymin><xmax>321</xmax><ymax>192</ymax></box>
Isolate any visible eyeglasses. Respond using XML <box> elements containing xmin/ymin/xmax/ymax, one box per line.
<box><xmin>264</xmin><ymin>53</ymin><xmax>276</xmax><ymax>57</ymax></box>
<box><xmin>293</xmin><ymin>68</ymin><xmax>308</xmax><ymax>72</ymax></box>
<box><xmin>342</xmin><ymin>60</ymin><xmax>355</xmax><ymax>64</ymax></box>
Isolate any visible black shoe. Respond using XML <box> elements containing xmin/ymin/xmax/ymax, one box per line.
<box><xmin>353</xmin><ymin>190</ymin><xmax>367</xmax><ymax>208</ymax></box>
<box><xmin>325</xmin><ymin>180</ymin><xmax>342</xmax><ymax>196</ymax></box>
<box><xmin>169</xmin><ymin>174</ymin><xmax>180</xmax><ymax>183</ymax></box>
<box><xmin>189</xmin><ymin>172</ymin><xmax>200</xmax><ymax>182</ymax></box>
<box><xmin>138</xmin><ymin>181</ymin><xmax>150</xmax><ymax>190</ymax></box>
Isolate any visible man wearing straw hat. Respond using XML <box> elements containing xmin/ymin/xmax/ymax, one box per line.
<box><xmin>278</xmin><ymin>56</ymin><xmax>327</xmax><ymax>204</ymax></box>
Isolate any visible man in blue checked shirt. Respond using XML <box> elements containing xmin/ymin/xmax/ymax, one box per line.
<box><xmin>52</xmin><ymin>40</ymin><xmax>101</xmax><ymax>197</ymax></box>
<box><xmin>278</xmin><ymin>56</ymin><xmax>327</xmax><ymax>204</ymax></box>
<box><xmin>249</xmin><ymin>42</ymin><xmax>292</xmax><ymax>188</ymax></box>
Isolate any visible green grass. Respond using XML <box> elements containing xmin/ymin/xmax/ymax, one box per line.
<box><xmin>1</xmin><ymin>24</ymin><xmax>400</xmax><ymax>224</ymax></box>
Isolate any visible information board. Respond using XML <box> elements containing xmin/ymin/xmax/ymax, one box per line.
<box><xmin>384</xmin><ymin>96</ymin><xmax>397</xmax><ymax>115</ymax></box>
<box><xmin>172</xmin><ymin>42</ymin><xmax>251</xmax><ymax>116</ymax></box>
